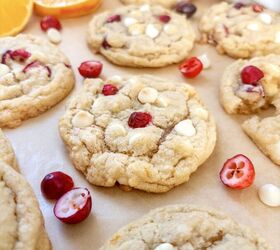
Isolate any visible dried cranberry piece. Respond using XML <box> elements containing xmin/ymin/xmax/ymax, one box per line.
<box><xmin>107</xmin><ymin>15</ymin><xmax>121</xmax><ymax>23</ymax></box>
<box><xmin>252</xmin><ymin>4</ymin><xmax>264</xmax><ymax>13</ymax></box>
<box><xmin>40</xmin><ymin>16</ymin><xmax>62</xmax><ymax>32</ymax></box>
<box><xmin>175</xmin><ymin>2</ymin><xmax>197</xmax><ymax>18</ymax></box>
<box><xmin>102</xmin><ymin>84</ymin><xmax>118</xmax><ymax>96</ymax></box>
<box><xmin>23</xmin><ymin>61</ymin><xmax>51</xmax><ymax>77</ymax></box>
<box><xmin>78</xmin><ymin>60</ymin><xmax>103</xmax><ymax>78</ymax></box>
<box><xmin>158</xmin><ymin>15</ymin><xmax>171</xmax><ymax>23</ymax></box>
<box><xmin>102</xmin><ymin>39</ymin><xmax>111</xmax><ymax>50</ymax></box>
<box><xmin>234</xmin><ymin>2</ymin><xmax>245</xmax><ymax>9</ymax></box>
<box><xmin>128</xmin><ymin>112</ymin><xmax>152</xmax><ymax>128</ymax></box>
<box><xmin>10</xmin><ymin>49</ymin><xmax>31</xmax><ymax>62</ymax></box>
<box><xmin>1</xmin><ymin>50</ymin><xmax>12</xmax><ymax>64</ymax></box>
<box><xmin>241</xmin><ymin>65</ymin><xmax>264</xmax><ymax>85</ymax></box>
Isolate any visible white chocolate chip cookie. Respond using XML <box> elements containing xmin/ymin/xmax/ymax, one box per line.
<box><xmin>199</xmin><ymin>2</ymin><xmax>280</xmax><ymax>58</ymax></box>
<box><xmin>120</xmin><ymin>0</ymin><xmax>177</xmax><ymax>8</ymax></box>
<box><xmin>59</xmin><ymin>75</ymin><xmax>216</xmax><ymax>193</ymax></box>
<box><xmin>0</xmin><ymin>160</ymin><xmax>51</xmax><ymax>250</ymax></box>
<box><xmin>87</xmin><ymin>5</ymin><xmax>195</xmax><ymax>68</ymax></box>
<box><xmin>100</xmin><ymin>205</ymin><xmax>272</xmax><ymax>250</ymax></box>
<box><xmin>0</xmin><ymin>34</ymin><xmax>75</xmax><ymax>128</ymax></box>
<box><xmin>220</xmin><ymin>54</ymin><xmax>280</xmax><ymax>165</ymax></box>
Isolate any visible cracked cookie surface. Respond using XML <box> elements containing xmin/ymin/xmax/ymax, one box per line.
<box><xmin>100</xmin><ymin>205</ymin><xmax>272</xmax><ymax>250</ymax></box>
<box><xmin>120</xmin><ymin>0</ymin><xmax>177</xmax><ymax>8</ymax></box>
<box><xmin>0</xmin><ymin>129</ymin><xmax>17</xmax><ymax>170</ymax></box>
<box><xmin>87</xmin><ymin>5</ymin><xmax>195</xmax><ymax>67</ymax></box>
<box><xmin>0</xmin><ymin>34</ymin><xmax>75</xmax><ymax>128</ymax></box>
<box><xmin>59</xmin><ymin>75</ymin><xmax>216</xmax><ymax>193</ymax></box>
<box><xmin>199</xmin><ymin>2</ymin><xmax>280</xmax><ymax>59</ymax></box>
<box><xmin>0</xmin><ymin>160</ymin><xmax>51</xmax><ymax>250</ymax></box>
<box><xmin>220</xmin><ymin>54</ymin><xmax>280</xmax><ymax>165</ymax></box>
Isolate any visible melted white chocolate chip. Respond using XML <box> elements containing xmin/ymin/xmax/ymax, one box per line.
<box><xmin>258</xmin><ymin>184</ymin><xmax>280</xmax><ymax>207</ymax></box>
<box><xmin>140</xmin><ymin>4</ymin><xmax>150</xmax><ymax>12</ymax></box>
<box><xmin>123</xmin><ymin>17</ymin><xmax>138</xmax><ymax>27</ymax></box>
<box><xmin>72</xmin><ymin>111</ymin><xmax>94</xmax><ymax>128</ymax></box>
<box><xmin>155</xmin><ymin>95</ymin><xmax>169</xmax><ymax>107</ymax></box>
<box><xmin>0</xmin><ymin>63</ymin><xmax>10</xmax><ymax>77</ymax></box>
<box><xmin>107</xmin><ymin>121</ymin><xmax>127</xmax><ymax>137</ymax></box>
<box><xmin>246</xmin><ymin>23</ymin><xmax>259</xmax><ymax>31</ymax></box>
<box><xmin>154</xmin><ymin>243</ymin><xmax>176</xmax><ymax>250</ymax></box>
<box><xmin>47</xmin><ymin>28</ymin><xmax>62</xmax><ymax>44</ymax></box>
<box><xmin>128</xmin><ymin>23</ymin><xmax>145</xmax><ymax>36</ymax></box>
<box><xmin>138</xmin><ymin>87</ymin><xmax>158</xmax><ymax>104</ymax></box>
<box><xmin>146</xmin><ymin>24</ymin><xmax>160</xmax><ymax>39</ymax></box>
<box><xmin>259</xmin><ymin>13</ymin><xmax>272</xmax><ymax>24</ymax></box>
<box><xmin>175</xmin><ymin>119</ymin><xmax>196</xmax><ymax>137</ymax></box>
<box><xmin>163</xmin><ymin>24</ymin><xmax>178</xmax><ymax>35</ymax></box>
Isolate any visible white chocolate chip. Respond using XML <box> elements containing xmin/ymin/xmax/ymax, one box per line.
<box><xmin>72</xmin><ymin>111</ymin><xmax>94</xmax><ymax>128</ymax></box>
<box><xmin>138</xmin><ymin>87</ymin><xmax>158</xmax><ymax>104</ymax></box>
<box><xmin>128</xmin><ymin>23</ymin><xmax>145</xmax><ymax>36</ymax></box>
<box><xmin>154</xmin><ymin>243</ymin><xmax>176</xmax><ymax>250</ymax></box>
<box><xmin>246</xmin><ymin>23</ymin><xmax>259</xmax><ymax>31</ymax></box>
<box><xmin>123</xmin><ymin>17</ymin><xmax>138</xmax><ymax>27</ymax></box>
<box><xmin>109</xmin><ymin>75</ymin><xmax>122</xmax><ymax>84</ymax></box>
<box><xmin>107</xmin><ymin>122</ymin><xmax>127</xmax><ymax>137</ymax></box>
<box><xmin>0</xmin><ymin>63</ymin><xmax>10</xmax><ymax>77</ymax></box>
<box><xmin>129</xmin><ymin>132</ymin><xmax>143</xmax><ymax>146</ymax></box>
<box><xmin>197</xmin><ymin>54</ymin><xmax>211</xmax><ymax>69</ymax></box>
<box><xmin>258</xmin><ymin>184</ymin><xmax>280</xmax><ymax>207</ymax></box>
<box><xmin>175</xmin><ymin>119</ymin><xmax>196</xmax><ymax>137</ymax></box>
<box><xmin>155</xmin><ymin>95</ymin><xmax>169</xmax><ymax>107</ymax></box>
<box><xmin>192</xmin><ymin>107</ymin><xmax>209</xmax><ymax>120</ymax></box>
<box><xmin>163</xmin><ymin>24</ymin><xmax>177</xmax><ymax>35</ymax></box>
<box><xmin>275</xmin><ymin>31</ymin><xmax>280</xmax><ymax>43</ymax></box>
<box><xmin>47</xmin><ymin>28</ymin><xmax>62</xmax><ymax>44</ymax></box>
<box><xmin>145</xmin><ymin>24</ymin><xmax>160</xmax><ymax>39</ymax></box>
<box><xmin>259</xmin><ymin>13</ymin><xmax>272</xmax><ymax>24</ymax></box>
<box><xmin>140</xmin><ymin>4</ymin><xmax>150</xmax><ymax>12</ymax></box>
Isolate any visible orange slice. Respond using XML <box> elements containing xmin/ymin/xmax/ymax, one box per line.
<box><xmin>34</xmin><ymin>0</ymin><xmax>102</xmax><ymax>18</ymax></box>
<box><xmin>0</xmin><ymin>0</ymin><xmax>33</xmax><ymax>37</ymax></box>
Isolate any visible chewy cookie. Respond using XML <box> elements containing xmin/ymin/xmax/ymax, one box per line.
<box><xmin>0</xmin><ymin>34</ymin><xmax>75</xmax><ymax>128</ymax></box>
<box><xmin>100</xmin><ymin>205</ymin><xmax>272</xmax><ymax>250</ymax></box>
<box><xmin>199</xmin><ymin>2</ymin><xmax>280</xmax><ymax>59</ymax></box>
<box><xmin>120</xmin><ymin>0</ymin><xmax>177</xmax><ymax>8</ymax></box>
<box><xmin>59</xmin><ymin>75</ymin><xmax>216</xmax><ymax>193</ymax></box>
<box><xmin>220</xmin><ymin>55</ymin><xmax>280</xmax><ymax>165</ymax></box>
<box><xmin>87</xmin><ymin>5</ymin><xmax>195</xmax><ymax>67</ymax></box>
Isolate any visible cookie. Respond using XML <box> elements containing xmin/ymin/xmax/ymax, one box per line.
<box><xmin>0</xmin><ymin>160</ymin><xmax>51</xmax><ymax>250</ymax></box>
<box><xmin>100</xmin><ymin>205</ymin><xmax>272</xmax><ymax>250</ymax></box>
<box><xmin>220</xmin><ymin>54</ymin><xmax>280</xmax><ymax>165</ymax></box>
<box><xmin>0</xmin><ymin>34</ymin><xmax>75</xmax><ymax>128</ymax></box>
<box><xmin>199</xmin><ymin>2</ymin><xmax>280</xmax><ymax>59</ymax></box>
<box><xmin>59</xmin><ymin>75</ymin><xmax>216</xmax><ymax>193</ymax></box>
<box><xmin>87</xmin><ymin>5</ymin><xmax>195</xmax><ymax>67</ymax></box>
<box><xmin>120</xmin><ymin>0</ymin><xmax>177</xmax><ymax>8</ymax></box>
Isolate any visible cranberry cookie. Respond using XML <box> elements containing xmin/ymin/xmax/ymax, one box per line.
<box><xmin>87</xmin><ymin>5</ymin><xmax>195</xmax><ymax>67</ymax></box>
<box><xmin>0</xmin><ymin>34</ymin><xmax>75</xmax><ymax>128</ymax></box>
<box><xmin>59</xmin><ymin>75</ymin><xmax>216</xmax><ymax>193</ymax></box>
<box><xmin>100</xmin><ymin>205</ymin><xmax>271</xmax><ymax>250</ymax></box>
<box><xmin>220</xmin><ymin>54</ymin><xmax>280</xmax><ymax>165</ymax></box>
<box><xmin>120</xmin><ymin>0</ymin><xmax>177</xmax><ymax>8</ymax></box>
<box><xmin>199</xmin><ymin>2</ymin><xmax>280</xmax><ymax>58</ymax></box>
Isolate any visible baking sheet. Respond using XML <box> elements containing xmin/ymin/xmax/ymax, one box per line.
<box><xmin>4</xmin><ymin>0</ymin><xmax>280</xmax><ymax>249</ymax></box>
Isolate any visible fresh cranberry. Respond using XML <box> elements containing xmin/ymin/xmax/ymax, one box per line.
<box><xmin>41</xmin><ymin>171</ymin><xmax>74</xmax><ymax>200</ymax></box>
<box><xmin>10</xmin><ymin>49</ymin><xmax>31</xmax><ymax>62</ymax></box>
<box><xmin>102</xmin><ymin>84</ymin><xmax>118</xmax><ymax>96</ymax></box>
<box><xmin>78</xmin><ymin>60</ymin><xmax>103</xmax><ymax>78</ymax></box>
<box><xmin>175</xmin><ymin>2</ymin><xmax>197</xmax><ymax>18</ymax></box>
<box><xmin>40</xmin><ymin>16</ymin><xmax>62</xmax><ymax>32</ymax></box>
<box><xmin>179</xmin><ymin>57</ymin><xmax>203</xmax><ymax>78</ymax></box>
<box><xmin>107</xmin><ymin>14</ymin><xmax>121</xmax><ymax>23</ymax></box>
<box><xmin>1</xmin><ymin>50</ymin><xmax>12</xmax><ymax>64</ymax></box>
<box><xmin>128</xmin><ymin>112</ymin><xmax>152</xmax><ymax>128</ymax></box>
<box><xmin>234</xmin><ymin>2</ymin><xmax>245</xmax><ymax>9</ymax></box>
<box><xmin>102</xmin><ymin>39</ymin><xmax>111</xmax><ymax>50</ymax></box>
<box><xmin>241</xmin><ymin>65</ymin><xmax>264</xmax><ymax>85</ymax></box>
<box><xmin>54</xmin><ymin>188</ymin><xmax>92</xmax><ymax>224</ymax></box>
<box><xmin>158</xmin><ymin>15</ymin><xmax>171</xmax><ymax>23</ymax></box>
<box><xmin>252</xmin><ymin>4</ymin><xmax>263</xmax><ymax>13</ymax></box>
<box><xmin>220</xmin><ymin>154</ymin><xmax>255</xmax><ymax>189</ymax></box>
<box><xmin>23</xmin><ymin>61</ymin><xmax>51</xmax><ymax>77</ymax></box>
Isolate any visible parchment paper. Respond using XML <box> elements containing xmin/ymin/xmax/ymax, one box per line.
<box><xmin>4</xmin><ymin>0</ymin><xmax>280</xmax><ymax>249</ymax></box>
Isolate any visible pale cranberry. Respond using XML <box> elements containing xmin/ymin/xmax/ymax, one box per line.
<box><xmin>54</xmin><ymin>188</ymin><xmax>92</xmax><ymax>224</ymax></box>
<box><xmin>102</xmin><ymin>39</ymin><xmax>111</xmax><ymax>50</ymax></box>
<box><xmin>10</xmin><ymin>49</ymin><xmax>31</xmax><ymax>62</ymax></box>
<box><xmin>41</xmin><ymin>171</ymin><xmax>74</xmax><ymax>200</ymax></box>
<box><xmin>241</xmin><ymin>65</ymin><xmax>264</xmax><ymax>85</ymax></box>
<box><xmin>175</xmin><ymin>2</ymin><xmax>197</xmax><ymax>18</ymax></box>
<box><xmin>40</xmin><ymin>16</ymin><xmax>62</xmax><ymax>32</ymax></box>
<box><xmin>102</xmin><ymin>84</ymin><xmax>118</xmax><ymax>96</ymax></box>
<box><xmin>107</xmin><ymin>15</ymin><xmax>121</xmax><ymax>23</ymax></box>
<box><xmin>234</xmin><ymin>2</ymin><xmax>245</xmax><ymax>9</ymax></box>
<box><xmin>1</xmin><ymin>50</ymin><xmax>12</xmax><ymax>64</ymax></box>
<box><xmin>23</xmin><ymin>61</ymin><xmax>51</xmax><ymax>77</ymax></box>
<box><xmin>252</xmin><ymin>4</ymin><xmax>263</xmax><ymax>13</ymax></box>
<box><xmin>128</xmin><ymin>112</ymin><xmax>152</xmax><ymax>128</ymax></box>
<box><xmin>158</xmin><ymin>15</ymin><xmax>171</xmax><ymax>23</ymax></box>
<box><xmin>78</xmin><ymin>60</ymin><xmax>103</xmax><ymax>78</ymax></box>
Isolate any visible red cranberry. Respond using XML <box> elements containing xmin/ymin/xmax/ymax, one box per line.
<box><xmin>54</xmin><ymin>188</ymin><xmax>92</xmax><ymax>224</ymax></box>
<box><xmin>102</xmin><ymin>84</ymin><xmax>118</xmax><ymax>96</ymax></box>
<box><xmin>41</xmin><ymin>171</ymin><xmax>74</xmax><ymax>200</ymax></box>
<box><xmin>241</xmin><ymin>65</ymin><xmax>264</xmax><ymax>85</ymax></box>
<box><xmin>234</xmin><ymin>2</ymin><xmax>245</xmax><ymax>9</ymax></box>
<box><xmin>102</xmin><ymin>39</ymin><xmax>111</xmax><ymax>50</ymax></box>
<box><xmin>1</xmin><ymin>50</ymin><xmax>12</xmax><ymax>64</ymax></box>
<box><xmin>252</xmin><ymin>4</ymin><xmax>263</xmax><ymax>13</ymax></box>
<box><xmin>158</xmin><ymin>15</ymin><xmax>171</xmax><ymax>23</ymax></box>
<box><xmin>107</xmin><ymin>15</ymin><xmax>121</xmax><ymax>23</ymax></box>
<box><xmin>78</xmin><ymin>60</ymin><xmax>103</xmax><ymax>78</ymax></box>
<box><xmin>23</xmin><ymin>61</ymin><xmax>51</xmax><ymax>77</ymax></box>
<box><xmin>10</xmin><ymin>49</ymin><xmax>31</xmax><ymax>62</ymax></box>
<box><xmin>40</xmin><ymin>16</ymin><xmax>62</xmax><ymax>32</ymax></box>
<box><xmin>175</xmin><ymin>2</ymin><xmax>197</xmax><ymax>18</ymax></box>
<box><xmin>128</xmin><ymin>112</ymin><xmax>152</xmax><ymax>128</ymax></box>
<box><xmin>179</xmin><ymin>57</ymin><xmax>203</xmax><ymax>78</ymax></box>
